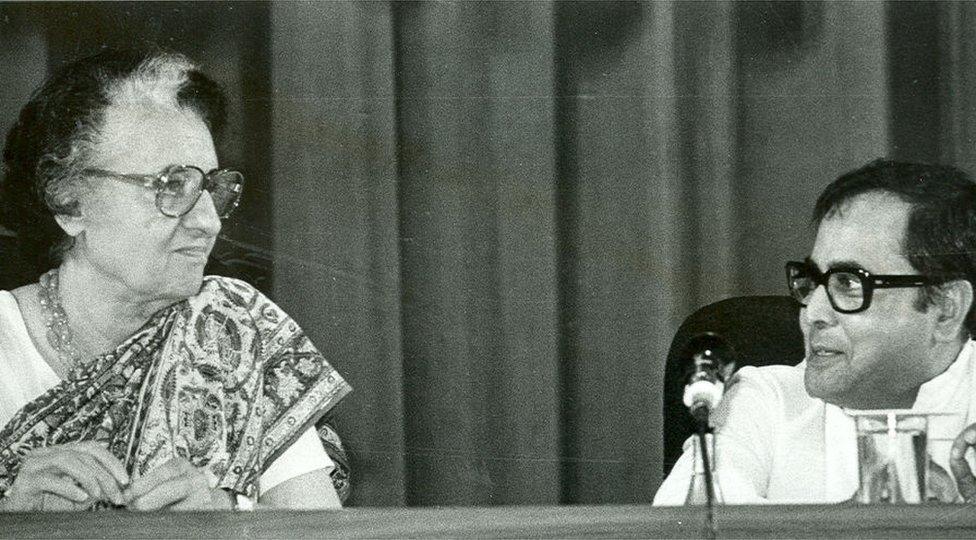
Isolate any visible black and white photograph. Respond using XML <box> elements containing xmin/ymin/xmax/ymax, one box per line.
<box><xmin>1</xmin><ymin>1</ymin><xmax>975</xmax><ymax>537</ymax></box>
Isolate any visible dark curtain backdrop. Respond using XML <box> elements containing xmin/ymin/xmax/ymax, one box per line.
<box><xmin>0</xmin><ymin>0</ymin><xmax>969</xmax><ymax>507</ymax></box>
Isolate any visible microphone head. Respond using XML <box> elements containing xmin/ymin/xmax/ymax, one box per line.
<box><xmin>682</xmin><ymin>332</ymin><xmax>736</xmax><ymax>381</ymax></box>
<box><xmin>681</xmin><ymin>332</ymin><xmax>738</xmax><ymax>422</ymax></box>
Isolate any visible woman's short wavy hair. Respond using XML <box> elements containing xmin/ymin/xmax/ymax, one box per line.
<box><xmin>0</xmin><ymin>48</ymin><xmax>226</xmax><ymax>273</ymax></box>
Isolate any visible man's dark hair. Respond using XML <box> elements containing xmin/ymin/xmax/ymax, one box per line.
<box><xmin>813</xmin><ymin>158</ymin><xmax>976</xmax><ymax>336</ymax></box>
<box><xmin>0</xmin><ymin>48</ymin><xmax>226</xmax><ymax>275</ymax></box>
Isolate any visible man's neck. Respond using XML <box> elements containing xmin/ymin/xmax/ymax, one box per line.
<box><xmin>837</xmin><ymin>340</ymin><xmax>967</xmax><ymax>410</ymax></box>
<box><xmin>918</xmin><ymin>338</ymin><xmax>967</xmax><ymax>388</ymax></box>
<box><xmin>840</xmin><ymin>389</ymin><xmax>919</xmax><ymax>410</ymax></box>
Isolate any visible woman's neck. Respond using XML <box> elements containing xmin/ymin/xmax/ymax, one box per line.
<box><xmin>56</xmin><ymin>257</ymin><xmax>172</xmax><ymax>356</ymax></box>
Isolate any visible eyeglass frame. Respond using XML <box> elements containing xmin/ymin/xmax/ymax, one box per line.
<box><xmin>83</xmin><ymin>164</ymin><xmax>243</xmax><ymax>219</ymax></box>
<box><xmin>785</xmin><ymin>260</ymin><xmax>938</xmax><ymax>314</ymax></box>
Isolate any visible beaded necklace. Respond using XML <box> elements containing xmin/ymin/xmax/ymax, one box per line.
<box><xmin>37</xmin><ymin>269</ymin><xmax>88</xmax><ymax>370</ymax></box>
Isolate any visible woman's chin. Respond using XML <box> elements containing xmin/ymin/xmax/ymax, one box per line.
<box><xmin>161</xmin><ymin>272</ymin><xmax>206</xmax><ymax>301</ymax></box>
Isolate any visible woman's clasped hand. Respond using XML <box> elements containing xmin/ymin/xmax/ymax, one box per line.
<box><xmin>2</xmin><ymin>442</ymin><xmax>127</xmax><ymax>511</ymax></box>
<box><xmin>1</xmin><ymin>443</ymin><xmax>233</xmax><ymax>511</ymax></box>
<box><xmin>123</xmin><ymin>457</ymin><xmax>233</xmax><ymax>511</ymax></box>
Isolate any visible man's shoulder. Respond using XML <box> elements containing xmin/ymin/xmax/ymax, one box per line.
<box><xmin>721</xmin><ymin>362</ymin><xmax>816</xmax><ymax>418</ymax></box>
<box><xmin>731</xmin><ymin>362</ymin><xmax>806</xmax><ymax>394</ymax></box>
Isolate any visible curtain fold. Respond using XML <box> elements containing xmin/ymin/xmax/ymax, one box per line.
<box><xmin>394</xmin><ymin>1</ymin><xmax>561</xmax><ymax>506</ymax></box>
<box><xmin>943</xmin><ymin>2</ymin><xmax>976</xmax><ymax>173</ymax></box>
<box><xmin>555</xmin><ymin>0</ymin><xmax>686</xmax><ymax>504</ymax></box>
<box><xmin>270</xmin><ymin>2</ymin><xmax>406</xmax><ymax>506</ymax></box>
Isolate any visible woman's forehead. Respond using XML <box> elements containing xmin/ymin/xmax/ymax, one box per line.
<box><xmin>92</xmin><ymin>102</ymin><xmax>217</xmax><ymax>173</ymax></box>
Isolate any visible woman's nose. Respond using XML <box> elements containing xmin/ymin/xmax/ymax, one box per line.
<box><xmin>181</xmin><ymin>190</ymin><xmax>221</xmax><ymax>237</ymax></box>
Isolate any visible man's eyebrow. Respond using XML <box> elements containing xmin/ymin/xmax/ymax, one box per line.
<box><xmin>805</xmin><ymin>256</ymin><xmax>866</xmax><ymax>271</ymax></box>
<box><xmin>802</xmin><ymin>256</ymin><xmax>828</xmax><ymax>270</ymax></box>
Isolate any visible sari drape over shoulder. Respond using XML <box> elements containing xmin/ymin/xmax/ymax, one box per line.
<box><xmin>0</xmin><ymin>276</ymin><xmax>352</xmax><ymax>502</ymax></box>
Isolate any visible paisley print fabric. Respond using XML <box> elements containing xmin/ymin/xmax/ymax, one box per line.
<box><xmin>0</xmin><ymin>276</ymin><xmax>351</xmax><ymax>503</ymax></box>
<box><xmin>316</xmin><ymin>420</ymin><xmax>351</xmax><ymax>500</ymax></box>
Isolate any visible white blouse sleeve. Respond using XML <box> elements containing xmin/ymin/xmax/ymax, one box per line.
<box><xmin>258</xmin><ymin>426</ymin><xmax>335</xmax><ymax>495</ymax></box>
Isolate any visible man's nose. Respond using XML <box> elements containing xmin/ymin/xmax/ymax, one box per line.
<box><xmin>801</xmin><ymin>284</ymin><xmax>837</xmax><ymax>327</ymax></box>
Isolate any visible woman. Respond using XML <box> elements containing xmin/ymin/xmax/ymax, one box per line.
<box><xmin>0</xmin><ymin>49</ymin><xmax>351</xmax><ymax>511</ymax></box>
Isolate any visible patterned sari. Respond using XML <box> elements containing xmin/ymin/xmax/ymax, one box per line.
<box><xmin>0</xmin><ymin>276</ymin><xmax>352</xmax><ymax>504</ymax></box>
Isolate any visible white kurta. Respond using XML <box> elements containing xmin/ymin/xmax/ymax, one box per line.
<box><xmin>0</xmin><ymin>290</ymin><xmax>334</xmax><ymax>496</ymax></box>
<box><xmin>654</xmin><ymin>340</ymin><xmax>976</xmax><ymax>505</ymax></box>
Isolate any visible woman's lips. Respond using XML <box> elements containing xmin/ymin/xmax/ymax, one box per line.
<box><xmin>174</xmin><ymin>246</ymin><xmax>210</xmax><ymax>259</ymax></box>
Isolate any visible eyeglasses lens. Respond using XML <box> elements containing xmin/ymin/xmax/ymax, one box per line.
<box><xmin>826</xmin><ymin>271</ymin><xmax>865</xmax><ymax>311</ymax></box>
<box><xmin>787</xmin><ymin>263</ymin><xmax>865</xmax><ymax>312</ymax></box>
<box><xmin>157</xmin><ymin>167</ymin><xmax>243</xmax><ymax>218</ymax></box>
<box><xmin>158</xmin><ymin>167</ymin><xmax>205</xmax><ymax>217</ymax></box>
<box><xmin>208</xmin><ymin>171</ymin><xmax>243</xmax><ymax>218</ymax></box>
<box><xmin>788</xmin><ymin>265</ymin><xmax>815</xmax><ymax>304</ymax></box>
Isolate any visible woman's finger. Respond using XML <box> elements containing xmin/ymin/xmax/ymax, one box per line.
<box><xmin>73</xmin><ymin>442</ymin><xmax>130</xmax><ymax>487</ymax></box>
<box><xmin>19</xmin><ymin>448</ymin><xmax>57</xmax><ymax>474</ymax></box>
<box><xmin>76</xmin><ymin>453</ymin><xmax>125</xmax><ymax>505</ymax></box>
<box><xmin>124</xmin><ymin>458</ymin><xmax>184</xmax><ymax>501</ymax></box>
<box><xmin>21</xmin><ymin>474</ymin><xmax>90</xmax><ymax>503</ymax></box>
<box><xmin>44</xmin><ymin>455</ymin><xmax>106</xmax><ymax>502</ymax></box>
<box><xmin>170</xmin><ymin>487</ymin><xmax>231</xmax><ymax>511</ymax></box>
<box><xmin>129</xmin><ymin>477</ymin><xmax>193</xmax><ymax>511</ymax></box>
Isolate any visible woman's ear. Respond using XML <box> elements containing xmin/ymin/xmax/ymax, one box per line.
<box><xmin>53</xmin><ymin>212</ymin><xmax>85</xmax><ymax>237</ymax></box>
<box><xmin>933</xmin><ymin>279</ymin><xmax>974</xmax><ymax>342</ymax></box>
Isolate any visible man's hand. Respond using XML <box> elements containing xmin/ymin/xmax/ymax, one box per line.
<box><xmin>928</xmin><ymin>457</ymin><xmax>960</xmax><ymax>502</ymax></box>
<box><xmin>0</xmin><ymin>442</ymin><xmax>129</xmax><ymax>511</ymax></box>
<box><xmin>950</xmin><ymin>423</ymin><xmax>976</xmax><ymax>503</ymax></box>
<box><xmin>123</xmin><ymin>457</ymin><xmax>233</xmax><ymax>511</ymax></box>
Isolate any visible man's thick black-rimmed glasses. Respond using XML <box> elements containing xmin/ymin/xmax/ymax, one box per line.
<box><xmin>85</xmin><ymin>164</ymin><xmax>244</xmax><ymax>219</ymax></box>
<box><xmin>785</xmin><ymin>260</ymin><xmax>936</xmax><ymax>314</ymax></box>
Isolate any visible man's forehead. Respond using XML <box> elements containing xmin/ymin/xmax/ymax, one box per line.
<box><xmin>810</xmin><ymin>192</ymin><xmax>913</xmax><ymax>271</ymax></box>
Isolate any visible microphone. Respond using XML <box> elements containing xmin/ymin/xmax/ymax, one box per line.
<box><xmin>682</xmin><ymin>332</ymin><xmax>736</xmax><ymax>426</ymax></box>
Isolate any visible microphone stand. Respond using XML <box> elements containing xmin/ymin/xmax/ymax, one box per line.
<box><xmin>682</xmin><ymin>333</ymin><xmax>732</xmax><ymax>539</ymax></box>
<box><xmin>692</xmin><ymin>407</ymin><xmax>718</xmax><ymax>540</ymax></box>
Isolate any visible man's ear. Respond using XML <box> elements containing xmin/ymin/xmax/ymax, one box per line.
<box><xmin>933</xmin><ymin>279</ymin><xmax>974</xmax><ymax>342</ymax></box>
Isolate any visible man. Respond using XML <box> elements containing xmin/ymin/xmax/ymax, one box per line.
<box><xmin>655</xmin><ymin>159</ymin><xmax>976</xmax><ymax>504</ymax></box>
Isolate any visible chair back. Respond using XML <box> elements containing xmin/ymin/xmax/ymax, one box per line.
<box><xmin>662</xmin><ymin>295</ymin><xmax>804</xmax><ymax>476</ymax></box>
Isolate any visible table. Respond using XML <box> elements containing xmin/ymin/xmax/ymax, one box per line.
<box><xmin>1</xmin><ymin>503</ymin><xmax>975</xmax><ymax>538</ymax></box>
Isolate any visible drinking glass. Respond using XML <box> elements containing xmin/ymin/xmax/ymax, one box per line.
<box><xmin>851</xmin><ymin>410</ymin><xmax>929</xmax><ymax>503</ymax></box>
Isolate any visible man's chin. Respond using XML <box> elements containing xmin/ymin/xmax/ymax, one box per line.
<box><xmin>804</xmin><ymin>368</ymin><xmax>843</xmax><ymax>403</ymax></box>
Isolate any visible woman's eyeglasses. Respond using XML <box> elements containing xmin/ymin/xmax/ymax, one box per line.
<box><xmin>785</xmin><ymin>260</ymin><xmax>936</xmax><ymax>314</ymax></box>
<box><xmin>84</xmin><ymin>164</ymin><xmax>244</xmax><ymax>219</ymax></box>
